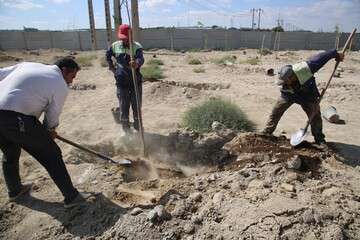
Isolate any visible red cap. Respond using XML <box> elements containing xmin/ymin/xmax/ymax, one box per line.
<box><xmin>118</xmin><ymin>24</ymin><xmax>130</xmax><ymax>40</ymax></box>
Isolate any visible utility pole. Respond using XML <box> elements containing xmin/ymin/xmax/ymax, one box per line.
<box><xmin>104</xmin><ymin>0</ymin><xmax>112</xmax><ymax>46</ymax></box>
<box><xmin>257</xmin><ymin>8</ymin><xmax>263</xmax><ymax>30</ymax></box>
<box><xmin>113</xmin><ymin>0</ymin><xmax>122</xmax><ymax>34</ymax></box>
<box><xmin>87</xmin><ymin>0</ymin><xmax>97</xmax><ymax>50</ymax></box>
<box><xmin>131</xmin><ymin>0</ymin><xmax>140</xmax><ymax>41</ymax></box>
<box><xmin>251</xmin><ymin>8</ymin><xmax>256</xmax><ymax>30</ymax></box>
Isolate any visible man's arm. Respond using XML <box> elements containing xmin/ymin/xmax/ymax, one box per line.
<box><xmin>307</xmin><ymin>49</ymin><xmax>340</xmax><ymax>74</ymax></box>
<box><xmin>106</xmin><ymin>47</ymin><xmax>116</xmax><ymax>73</ymax></box>
<box><xmin>0</xmin><ymin>64</ymin><xmax>19</xmax><ymax>81</ymax></box>
<box><xmin>134</xmin><ymin>48</ymin><xmax>144</xmax><ymax>68</ymax></box>
<box><xmin>43</xmin><ymin>89</ymin><xmax>68</xmax><ymax>130</ymax></box>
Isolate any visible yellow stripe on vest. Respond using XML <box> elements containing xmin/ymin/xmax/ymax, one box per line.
<box><xmin>292</xmin><ymin>62</ymin><xmax>313</xmax><ymax>85</ymax></box>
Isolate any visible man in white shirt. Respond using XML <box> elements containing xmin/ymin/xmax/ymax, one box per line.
<box><xmin>0</xmin><ymin>57</ymin><xmax>90</xmax><ymax>208</ymax></box>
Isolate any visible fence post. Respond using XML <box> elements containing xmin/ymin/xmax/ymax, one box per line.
<box><xmin>169</xmin><ymin>28</ymin><xmax>174</xmax><ymax>51</ymax></box>
<box><xmin>22</xmin><ymin>31</ymin><xmax>28</xmax><ymax>50</ymax></box>
<box><xmin>203</xmin><ymin>31</ymin><xmax>208</xmax><ymax>49</ymax></box>
<box><xmin>48</xmin><ymin>31</ymin><xmax>54</xmax><ymax>49</ymax></box>
<box><xmin>78</xmin><ymin>31</ymin><xmax>83</xmax><ymax>51</ymax></box>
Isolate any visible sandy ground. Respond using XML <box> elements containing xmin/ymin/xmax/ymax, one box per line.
<box><xmin>0</xmin><ymin>48</ymin><xmax>359</xmax><ymax>239</ymax></box>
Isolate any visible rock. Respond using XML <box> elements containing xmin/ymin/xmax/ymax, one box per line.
<box><xmin>285</xmin><ymin>172</ymin><xmax>299</xmax><ymax>182</ymax></box>
<box><xmin>172</xmin><ymin>200</ymin><xmax>187</xmax><ymax>217</ymax></box>
<box><xmin>154</xmin><ymin>205</ymin><xmax>172</xmax><ymax>221</ymax></box>
<box><xmin>207</xmin><ymin>173</ymin><xmax>218</xmax><ymax>182</ymax></box>
<box><xmin>194</xmin><ymin>179</ymin><xmax>204</xmax><ymax>191</ymax></box>
<box><xmin>211</xmin><ymin>121</ymin><xmax>225</xmax><ymax>131</ymax></box>
<box><xmin>189</xmin><ymin>192</ymin><xmax>202</xmax><ymax>202</ymax></box>
<box><xmin>248</xmin><ymin>179</ymin><xmax>264</xmax><ymax>189</ymax></box>
<box><xmin>280</xmin><ymin>183</ymin><xmax>295</xmax><ymax>192</ymax></box>
<box><xmin>302</xmin><ymin>209</ymin><xmax>315</xmax><ymax>223</ymax></box>
<box><xmin>130</xmin><ymin>207</ymin><xmax>143</xmax><ymax>216</ymax></box>
<box><xmin>323</xmin><ymin>225</ymin><xmax>344</xmax><ymax>240</ymax></box>
<box><xmin>215</xmin><ymin>236</ymin><xmax>224</xmax><ymax>240</ymax></box>
<box><xmin>333</xmin><ymin>71</ymin><xmax>341</xmax><ymax>78</ymax></box>
<box><xmin>322</xmin><ymin>187</ymin><xmax>341</xmax><ymax>197</ymax></box>
<box><xmin>183</xmin><ymin>223</ymin><xmax>195</xmax><ymax>234</ymax></box>
<box><xmin>147</xmin><ymin>210</ymin><xmax>158</xmax><ymax>223</ymax></box>
<box><xmin>212</xmin><ymin>192</ymin><xmax>224</xmax><ymax>205</ymax></box>
<box><xmin>287</xmin><ymin>155</ymin><xmax>302</xmax><ymax>170</ymax></box>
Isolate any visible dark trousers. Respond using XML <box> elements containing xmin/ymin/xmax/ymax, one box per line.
<box><xmin>116</xmin><ymin>84</ymin><xmax>142</xmax><ymax>130</ymax></box>
<box><xmin>0</xmin><ymin>110</ymin><xmax>78</xmax><ymax>204</ymax></box>
<box><xmin>263</xmin><ymin>97</ymin><xmax>325</xmax><ymax>143</ymax></box>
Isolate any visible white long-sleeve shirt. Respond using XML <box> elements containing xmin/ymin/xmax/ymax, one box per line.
<box><xmin>0</xmin><ymin>62</ymin><xmax>68</xmax><ymax>129</ymax></box>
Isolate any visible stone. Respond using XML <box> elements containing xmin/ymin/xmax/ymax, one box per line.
<box><xmin>285</xmin><ymin>172</ymin><xmax>299</xmax><ymax>182</ymax></box>
<box><xmin>323</xmin><ymin>225</ymin><xmax>344</xmax><ymax>240</ymax></box>
<box><xmin>189</xmin><ymin>192</ymin><xmax>202</xmax><ymax>202</ymax></box>
<box><xmin>183</xmin><ymin>223</ymin><xmax>195</xmax><ymax>234</ymax></box>
<box><xmin>154</xmin><ymin>205</ymin><xmax>172</xmax><ymax>221</ymax></box>
<box><xmin>287</xmin><ymin>155</ymin><xmax>302</xmax><ymax>170</ymax></box>
<box><xmin>248</xmin><ymin>179</ymin><xmax>264</xmax><ymax>189</ymax></box>
<box><xmin>207</xmin><ymin>173</ymin><xmax>218</xmax><ymax>182</ymax></box>
<box><xmin>302</xmin><ymin>209</ymin><xmax>315</xmax><ymax>224</ymax></box>
<box><xmin>211</xmin><ymin>121</ymin><xmax>225</xmax><ymax>131</ymax></box>
<box><xmin>322</xmin><ymin>187</ymin><xmax>341</xmax><ymax>197</ymax></box>
<box><xmin>130</xmin><ymin>207</ymin><xmax>143</xmax><ymax>216</ymax></box>
<box><xmin>212</xmin><ymin>192</ymin><xmax>224</xmax><ymax>205</ymax></box>
<box><xmin>280</xmin><ymin>183</ymin><xmax>295</xmax><ymax>192</ymax></box>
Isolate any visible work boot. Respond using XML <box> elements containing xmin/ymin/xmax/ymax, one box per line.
<box><xmin>315</xmin><ymin>139</ymin><xmax>328</xmax><ymax>151</ymax></box>
<box><xmin>9</xmin><ymin>183</ymin><xmax>33</xmax><ymax>202</ymax></box>
<box><xmin>64</xmin><ymin>192</ymin><xmax>92</xmax><ymax>209</ymax></box>
<box><xmin>111</xmin><ymin>107</ymin><xmax>121</xmax><ymax>124</ymax></box>
<box><xmin>120</xmin><ymin>121</ymin><xmax>131</xmax><ymax>133</ymax></box>
<box><xmin>133</xmin><ymin>120</ymin><xmax>139</xmax><ymax>131</ymax></box>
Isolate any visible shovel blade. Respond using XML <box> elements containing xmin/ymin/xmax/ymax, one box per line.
<box><xmin>113</xmin><ymin>159</ymin><xmax>132</xmax><ymax>165</ymax></box>
<box><xmin>290</xmin><ymin>128</ymin><xmax>308</xmax><ymax>146</ymax></box>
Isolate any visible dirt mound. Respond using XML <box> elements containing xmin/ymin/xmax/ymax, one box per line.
<box><xmin>0</xmin><ymin>52</ymin><xmax>21</xmax><ymax>62</ymax></box>
<box><xmin>2</xmin><ymin>132</ymin><xmax>360</xmax><ymax>239</ymax></box>
<box><xmin>92</xmin><ymin>133</ymin><xmax>360</xmax><ymax>240</ymax></box>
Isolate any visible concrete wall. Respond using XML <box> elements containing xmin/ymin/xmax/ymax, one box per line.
<box><xmin>0</xmin><ymin>29</ymin><xmax>359</xmax><ymax>51</ymax></box>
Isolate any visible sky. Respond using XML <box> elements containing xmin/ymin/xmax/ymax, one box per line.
<box><xmin>0</xmin><ymin>0</ymin><xmax>359</xmax><ymax>32</ymax></box>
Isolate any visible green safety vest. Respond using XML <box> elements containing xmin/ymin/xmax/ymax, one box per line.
<box><xmin>292</xmin><ymin>61</ymin><xmax>313</xmax><ymax>85</ymax></box>
<box><xmin>112</xmin><ymin>40</ymin><xmax>142</xmax><ymax>57</ymax></box>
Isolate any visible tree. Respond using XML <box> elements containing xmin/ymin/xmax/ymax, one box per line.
<box><xmin>272</xmin><ymin>26</ymin><xmax>284</xmax><ymax>32</ymax></box>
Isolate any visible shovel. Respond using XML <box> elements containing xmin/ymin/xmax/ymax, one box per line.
<box><xmin>290</xmin><ymin>28</ymin><xmax>357</xmax><ymax>146</ymax></box>
<box><xmin>56</xmin><ymin>135</ymin><xmax>132</xmax><ymax>165</ymax></box>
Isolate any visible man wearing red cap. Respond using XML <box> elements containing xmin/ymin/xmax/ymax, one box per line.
<box><xmin>106</xmin><ymin>24</ymin><xmax>144</xmax><ymax>132</ymax></box>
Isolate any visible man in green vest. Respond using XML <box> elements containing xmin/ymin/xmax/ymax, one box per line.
<box><xmin>262</xmin><ymin>49</ymin><xmax>344</xmax><ymax>146</ymax></box>
<box><xmin>106</xmin><ymin>24</ymin><xmax>144</xmax><ymax>133</ymax></box>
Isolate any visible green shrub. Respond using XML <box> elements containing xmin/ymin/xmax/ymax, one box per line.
<box><xmin>212</xmin><ymin>55</ymin><xmax>236</xmax><ymax>66</ymax></box>
<box><xmin>193</xmin><ymin>67</ymin><xmax>205</xmax><ymax>73</ymax></box>
<box><xmin>76</xmin><ymin>54</ymin><xmax>97</xmax><ymax>67</ymax></box>
<box><xmin>141</xmin><ymin>64</ymin><xmax>164</xmax><ymax>79</ymax></box>
<box><xmin>258</xmin><ymin>48</ymin><xmax>272</xmax><ymax>56</ymax></box>
<box><xmin>182</xmin><ymin>98</ymin><xmax>255</xmax><ymax>133</ymax></box>
<box><xmin>147</xmin><ymin>59</ymin><xmax>164</xmax><ymax>65</ymax></box>
<box><xmin>240</xmin><ymin>58</ymin><xmax>260</xmax><ymax>65</ymax></box>
<box><xmin>188</xmin><ymin>58</ymin><xmax>202</xmax><ymax>65</ymax></box>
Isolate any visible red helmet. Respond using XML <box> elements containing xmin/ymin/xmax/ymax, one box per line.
<box><xmin>118</xmin><ymin>24</ymin><xmax>130</xmax><ymax>40</ymax></box>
